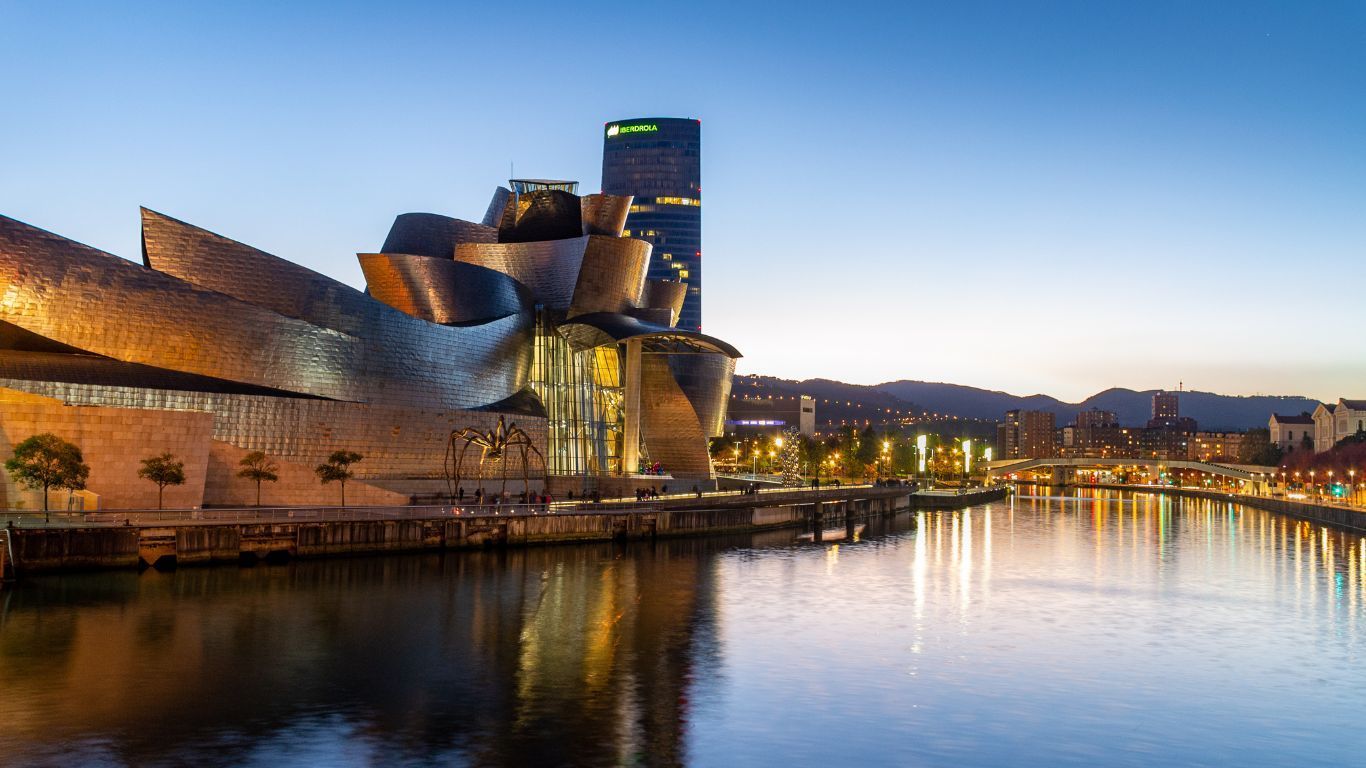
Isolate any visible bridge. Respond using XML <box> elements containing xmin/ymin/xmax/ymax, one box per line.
<box><xmin>984</xmin><ymin>457</ymin><xmax>1279</xmax><ymax>492</ymax></box>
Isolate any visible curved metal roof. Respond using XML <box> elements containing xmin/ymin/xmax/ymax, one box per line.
<box><xmin>558</xmin><ymin>312</ymin><xmax>741</xmax><ymax>358</ymax></box>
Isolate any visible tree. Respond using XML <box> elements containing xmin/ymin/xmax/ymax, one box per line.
<box><xmin>137</xmin><ymin>452</ymin><xmax>186</xmax><ymax>510</ymax></box>
<box><xmin>237</xmin><ymin>451</ymin><xmax>279</xmax><ymax>506</ymax></box>
<box><xmin>5</xmin><ymin>433</ymin><xmax>90</xmax><ymax>522</ymax></box>
<box><xmin>854</xmin><ymin>426</ymin><xmax>879</xmax><ymax>472</ymax></box>
<box><xmin>1239</xmin><ymin>428</ymin><xmax>1282</xmax><ymax>467</ymax></box>
<box><xmin>315</xmin><ymin>450</ymin><xmax>362</xmax><ymax>507</ymax></box>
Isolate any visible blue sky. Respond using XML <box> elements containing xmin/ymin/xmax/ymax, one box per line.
<box><xmin>2</xmin><ymin>1</ymin><xmax>1363</xmax><ymax>401</ymax></box>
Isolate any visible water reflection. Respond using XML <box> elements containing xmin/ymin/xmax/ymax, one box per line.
<box><xmin>3</xmin><ymin>491</ymin><xmax>1366</xmax><ymax>766</ymax></box>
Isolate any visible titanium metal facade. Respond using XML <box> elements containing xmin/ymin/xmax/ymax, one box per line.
<box><xmin>602</xmin><ymin>117</ymin><xmax>703</xmax><ymax>331</ymax></box>
<box><xmin>0</xmin><ymin>173</ymin><xmax>739</xmax><ymax>508</ymax></box>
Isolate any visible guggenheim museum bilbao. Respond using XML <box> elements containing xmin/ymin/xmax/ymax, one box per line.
<box><xmin>0</xmin><ymin>179</ymin><xmax>737</xmax><ymax>509</ymax></box>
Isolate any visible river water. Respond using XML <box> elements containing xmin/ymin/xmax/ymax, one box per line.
<box><xmin>2</xmin><ymin>489</ymin><xmax>1364</xmax><ymax>767</ymax></box>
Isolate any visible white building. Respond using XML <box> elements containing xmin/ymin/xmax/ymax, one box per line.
<box><xmin>1269</xmin><ymin>413</ymin><xmax>1315</xmax><ymax>453</ymax></box>
<box><xmin>1310</xmin><ymin>399</ymin><xmax>1366</xmax><ymax>452</ymax></box>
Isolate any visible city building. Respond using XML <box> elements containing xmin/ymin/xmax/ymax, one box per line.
<box><xmin>1311</xmin><ymin>398</ymin><xmax>1366</xmax><ymax>452</ymax></box>
<box><xmin>1000</xmin><ymin>409</ymin><xmax>1056</xmax><ymax>459</ymax></box>
<box><xmin>725</xmin><ymin>394</ymin><xmax>816</xmax><ymax>439</ymax></box>
<box><xmin>0</xmin><ymin>177</ymin><xmax>739</xmax><ymax>509</ymax></box>
<box><xmin>1151</xmin><ymin>391</ymin><xmax>1179</xmax><ymax>422</ymax></box>
<box><xmin>601</xmin><ymin>118</ymin><xmax>703</xmax><ymax>331</ymax></box>
<box><xmin>1188</xmin><ymin>432</ymin><xmax>1246</xmax><ymax>462</ymax></box>
<box><xmin>1269</xmin><ymin>413</ymin><xmax>1315</xmax><ymax>453</ymax></box>
<box><xmin>1147</xmin><ymin>390</ymin><xmax>1196</xmax><ymax>431</ymax></box>
<box><xmin>1076</xmin><ymin>408</ymin><xmax>1118</xmax><ymax>429</ymax></box>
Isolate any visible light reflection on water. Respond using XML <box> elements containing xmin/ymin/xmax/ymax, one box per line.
<box><xmin>2</xmin><ymin>489</ymin><xmax>1365</xmax><ymax>766</ymax></box>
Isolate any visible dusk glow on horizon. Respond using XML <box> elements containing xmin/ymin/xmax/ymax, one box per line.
<box><xmin>2</xmin><ymin>1</ymin><xmax>1362</xmax><ymax>401</ymax></box>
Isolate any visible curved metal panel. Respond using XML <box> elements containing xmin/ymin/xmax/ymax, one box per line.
<box><xmin>0</xmin><ymin>350</ymin><xmax>322</xmax><ymax>398</ymax></box>
<box><xmin>643</xmin><ymin>279</ymin><xmax>687</xmax><ymax>327</ymax></box>
<box><xmin>454</xmin><ymin>237</ymin><xmax>589</xmax><ymax>310</ymax></box>
<box><xmin>580</xmin><ymin>193</ymin><xmax>632</xmax><ymax>237</ymax></box>
<box><xmin>359</xmin><ymin>253</ymin><xmax>531</xmax><ymax>325</ymax></box>
<box><xmin>143</xmin><ymin>208</ymin><xmax>384</xmax><ymax>333</ymax></box>
<box><xmin>5</xmin><ymin>213</ymin><xmax>531</xmax><ymax>411</ymax></box>
<box><xmin>380</xmin><ymin>213</ymin><xmax>497</xmax><ymax>258</ymax></box>
<box><xmin>568</xmin><ymin>236</ymin><xmax>650</xmax><ymax>318</ymax></box>
<box><xmin>667</xmin><ymin>353</ymin><xmax>735</xmax><ymax>438</ymax></box>
<box><xmin>141</xmin><ymin>209</ymin><xmax>532</xmax><ymax>410</ymax></box>
<box><xmin>482</xmin><ymin>186</ymin><xmax>512</xmax><ymax>228</ymax></box>
<box><xmin>498</xmin><ymin>189</ymin><xmax>583</xmax><ymax>243</ymax></box>
<box><xmin>557</xmin><ymin>312</ymin><xmax>741</xmax><ymax>358</ymax></box>
<box><xmin>639</xmin><ymin>354</ymin><xmax>713</xmax><ymax>477</ymax></box>
<box><xmin>3</xmin><ymin>213</ymin><xmax>357</xmax><ymax>399</ymax></box>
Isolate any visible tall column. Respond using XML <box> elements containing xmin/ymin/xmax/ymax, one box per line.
<box><xmin>622</xmin><ymin>339</ymin><xmax>642</xmax><ymax>476</ymax></box>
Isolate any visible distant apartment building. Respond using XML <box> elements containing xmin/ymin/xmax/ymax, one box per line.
<box><xmin>1000</xmin><ymin>409</ymin><xmax>1057</xmax><ymax>459</ymax></box>
<box><xmin>1076</xmin><ymin>408</ymin><xmax>1118</xmax><ymax>429</ymax></box>
<box><xmin>1269</xmin><ymin>413</ymin><xmax>1315</xmax><ymax>453</ymax></box>
<box><xmin>1188</xmin><ymin>432</ymin><xmax>1246</xmax><ymax>462</ymax></box>
<box><xmin>725</xmin><ymin>394</ymin><xmax>815</xmax><ymax>439</ymax></box>
<box><xmin>1152</xmin><ymin>391</ymin><xmax>1179</xmax><ymax>422</ymax></box>
<box><xmin>1311</xmin><ymin>399</ymin><xmax>1366</xmax><ymax>452</ymax></box>
<box><xmin>1147</xmin><ymin>390</ymin><xmax>1197</xmax><ymax>432</ymax></box>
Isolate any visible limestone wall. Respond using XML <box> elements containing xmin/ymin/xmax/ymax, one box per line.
<box><xmin>205</xmin><ymin>441</ymin><xmax>407</xmax><ymax>507</ymax></box>
<box><xmin>0</xmin><ymin>389</ymin><xmax>212</xmax><ymax>510</ymax></box>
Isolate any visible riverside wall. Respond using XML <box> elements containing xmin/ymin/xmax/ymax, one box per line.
<box><xmin>3</xmin><ymin>487</ymin><xmax>1002</xmax><ymax>575</ymax></box>
<box><xmin>1076</xmin><ymin>484</ymin><xmax>1366</xmax><ymax>535</ymax></box>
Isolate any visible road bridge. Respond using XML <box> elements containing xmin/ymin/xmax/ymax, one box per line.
<box><xmin>984</xmin><ymin>457</ymin><xmax>1278</xmax><ymax>493</ymax></box>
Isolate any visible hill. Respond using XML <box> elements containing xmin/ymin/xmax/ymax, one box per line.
<box><xmin>873</xmin><ymin>381</ymin><xmax>1318</xmax><ymax>431</ymax></box>
<box><xmin>732</xmin><ymin>375</ymin><xmax>1321</xmax><ymax>432</ymax></box>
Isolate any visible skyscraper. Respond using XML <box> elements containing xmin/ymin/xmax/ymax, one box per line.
<box><xmin>601</xmin><ymin>117</ymin><xmax>702</xmax><ymax>331</ymax></box>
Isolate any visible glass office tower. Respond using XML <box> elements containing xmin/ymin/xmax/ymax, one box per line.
<box><xmin>601</xmin><ymin>117</ymin><xmax>703</xmax><ymax>331</ymax></box>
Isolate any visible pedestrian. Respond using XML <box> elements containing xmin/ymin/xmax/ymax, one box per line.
<box><xmin>692</xmin><ymin>484</ymin><xmax>701</xmax><ymax>499</ymax></box>
<box><xmin>458</xmin><ymin>486</ymin><xmax>465</xmax><ymax>502</ymax></box>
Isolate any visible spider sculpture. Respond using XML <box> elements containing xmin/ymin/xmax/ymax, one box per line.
<box><xmin>445</xmin><ymin>416</ymin><xmax>544</xmax><ymax>501</ymax></box>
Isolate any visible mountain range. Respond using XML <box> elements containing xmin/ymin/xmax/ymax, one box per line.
<box><xmin>737</xmin><ymin>375</ymin><xmax>1321</xmax><ymax>432</ymax></box>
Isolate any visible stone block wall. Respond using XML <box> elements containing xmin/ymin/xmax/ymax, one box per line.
<box><xmin>0</xmin><ymin>388</ymin><xmax>213</xmax><ymax>510</ymax></box>
<box><xmin>205</xmin><ymin>441</ymin><xmax>407</xmax><ymax>507</ymax></box>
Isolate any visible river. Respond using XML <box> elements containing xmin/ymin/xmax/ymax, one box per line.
<box><xmin>1</xmin><ymin>489</ymin><xmax>1364</xmax><ymax>766</ymax></box>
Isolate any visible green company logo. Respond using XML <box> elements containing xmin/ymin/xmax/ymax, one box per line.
<box><xmin>607</xmin><ymin>123</ymin><xmax>658</xmax><ymax>137</ymax></box>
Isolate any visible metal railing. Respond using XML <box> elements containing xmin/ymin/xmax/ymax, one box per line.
<box><xmin>1</xmin><ymin>503</ymin><xmax>573</xmax><ymax>528</ymax></box>
<box><xmin>0</xmin><ymin>483</ymin><xmax>922</xmax><ymax>528</ymax></box>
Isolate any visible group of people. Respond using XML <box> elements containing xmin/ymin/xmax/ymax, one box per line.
<box><xmin>452</xmin><ymin>487</ymin><xmax>553</xmax><ymax>507</ymax></box>
<box><xmin>637</xmin><ymin>461</ymin><xmax>667</xmax><ymax>476</ymax></box>
<box><xmin>635</xmin><ymin>485</ymin><xmax>666</xmax><ymax>501</ymax></box>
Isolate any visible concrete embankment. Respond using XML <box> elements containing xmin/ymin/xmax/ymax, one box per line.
<box><xmin>1077</xmin><ymin>484</ymin><xmax>1366</xmax><ymax>535</ymax></box>
<box><xmin>4</xmin><ymin>486</ymin><xmax>1011</xmax><ymax>576</ymax></box>
<box><xmin>0</xmin><ymin>489</ymin><xmax>891</xmax><ymax>574</ymax></box>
